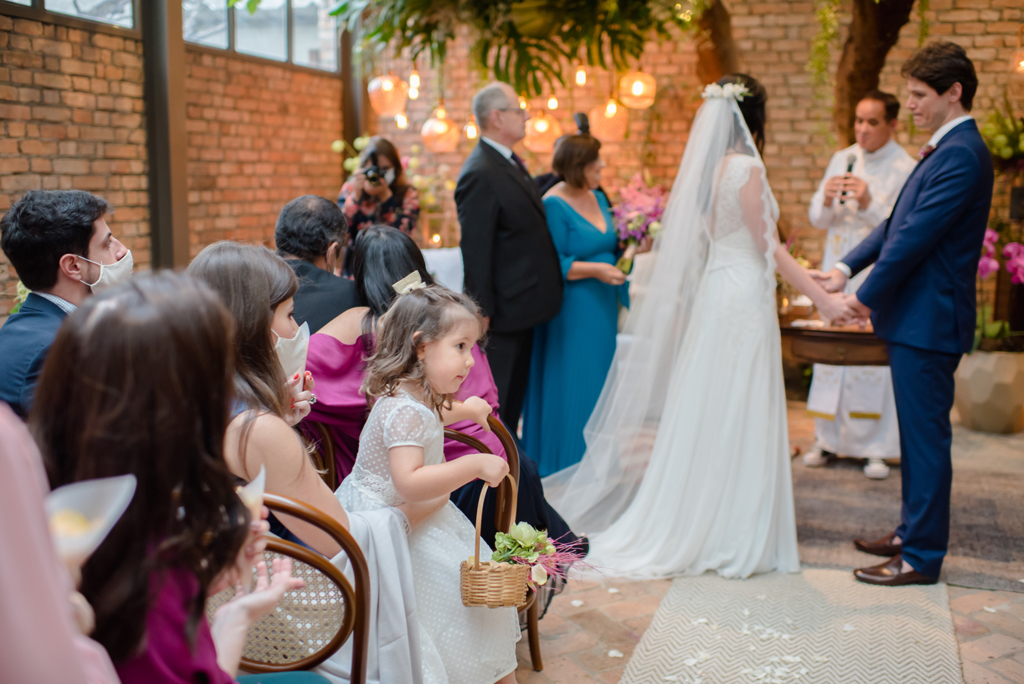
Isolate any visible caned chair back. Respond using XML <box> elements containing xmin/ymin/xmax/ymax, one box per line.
<box><xmin>206</xmin><ymin>493</ymin><xmax>369</xmax><ymax>681</ymax></box>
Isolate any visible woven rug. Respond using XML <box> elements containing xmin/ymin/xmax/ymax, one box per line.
<box><xmin>789</xmin><ymin>404</ymin><xmax>1024</xmax><ymax>593</ymax></box>
<box><xmin>621</xmin><ymin>569</ymin><xmax>962</xmax><ymax>684</ymax></box>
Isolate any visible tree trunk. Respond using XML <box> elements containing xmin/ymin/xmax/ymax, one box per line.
<box><xmin>695</xmin><ymin>0</ymin><xmax>740</xmax><ymax>85</ymax></box>
<box><xmin>833</xmin><ymin>0</ymin><xmax>915</xmax><ymax>145</ymax></box>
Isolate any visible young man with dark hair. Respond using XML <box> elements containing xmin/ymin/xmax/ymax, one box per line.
<box><xmin>812</xmin><ymin>41</ymin><xmax>993</xmax><ymax>586</ymax></box>
<box><xmin>274</xmin><ymin>194</ymin><xmax>359</xmax><ymax>332</ymax></box>
<box><xmin>804</xmin><ymin>89</ymin><xmax>916</xmax><ymax>480</ymax></box>
<box><xmin>0</xmin><ymin>190</ymin><xmax>131</xmax><ymax>417</ymax></box>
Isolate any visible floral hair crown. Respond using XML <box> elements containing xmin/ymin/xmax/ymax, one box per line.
<box><xmin>701</xmin><ymin>82</ymin><xmax>749</xmax><ymax>102</ymax></box>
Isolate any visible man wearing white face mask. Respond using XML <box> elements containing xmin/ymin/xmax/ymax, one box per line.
<box><xmin>0</xmin><ymin>190</ymin><xmax>131</xmax><ymax>418</ymax></box>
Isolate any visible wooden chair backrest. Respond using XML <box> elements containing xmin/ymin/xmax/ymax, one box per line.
<box><xmin>443</xmin><ymin>415</ymin><xmax>520</xmax><ymax>534</ymax></box>
<box><xmin>309</xmin><ymin>422</ymin><xmax>340</xmax><ymax>491</ymax></box>
<box><xmin>205</xmin><ymin>493</ymin><xmax>370</xmax><ymax>681</ymax></box>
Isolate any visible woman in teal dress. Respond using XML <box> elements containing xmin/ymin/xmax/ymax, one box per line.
<box><xmin>524</xmin><ymin>130</ymin><xmax>634</xmax><ymax>477</ymax></box>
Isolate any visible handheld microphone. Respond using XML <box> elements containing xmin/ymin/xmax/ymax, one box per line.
<box><xmin>838</xmin><ymin>153</ymin><xmax>856</xmax><ymax>205</ymax></box>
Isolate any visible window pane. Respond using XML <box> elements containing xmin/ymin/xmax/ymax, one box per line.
<box><xmin>234</xmin><ymin>0</ymin><xmax>286</xmax><ymax>62</ymax></box>
<box><xmin>45</xmin><ymin>0</ymin><xmax>134</xmax><ymax>28</ymax></box>
<box><xmin>292</xmin><ymin>0</ymin><xmax>337</xmax><ymax>71</ymax></box>
<box><xmin>6</xmin><ymin>0</ymin><xmax>32</xmax><ymax>6</ymax></box>
<box><xmin>183</xmin><ymin>0</ymin><xmax>228</xmax><ymax>49</ymax></box>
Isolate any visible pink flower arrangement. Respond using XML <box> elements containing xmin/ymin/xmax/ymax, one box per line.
<box><xmin>1005</xmin><ymin>242</ymin><xmax>1024</xmax><ymax>285</ymax></box>
<box><xmin>613</xmin><ymin>173</ymin><xmax>667</xmax><ymax>273</ymax></box>
<box><xmin>979</xmin><ymin>229</ymin><xmax>1000</xmax><ymax>280</ymax></box>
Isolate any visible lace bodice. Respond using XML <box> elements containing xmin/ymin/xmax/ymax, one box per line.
<box><xmin>711</xmin><ymin>154</ymin><xmax>780</xmax><ymax>248</ymax></box>
<box><xmin>346</xmin><ymin>391</ymin><xmax>444</xmax><ymax>507</ymax></box>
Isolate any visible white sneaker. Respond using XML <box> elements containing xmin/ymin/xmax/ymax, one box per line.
<box><xmin>864</xmin><ymin>458</ymin><xmax>890</xmax><ymax>479</ymax></box>
<box><xmin>802</xmin><ymin>447</ymin><xmax>832</xmax><ymax>467</ymax></box>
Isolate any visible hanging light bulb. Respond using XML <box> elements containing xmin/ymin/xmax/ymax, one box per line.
<box><xmin>421</xmin><ymin>101</ymin><xmax>460</xmax><ymax>152</ymax></box>
<box><xmin>395</xmin><ymin>113</ymin><xmax>409</xmax><ymax>129</ymax></box>
<box><xmin>589</xmin><ymin>98</ymin><xmax>628</xmax><ymax>142</ymax></box>
<box><xmin>519</xmin><ymin>96</ymin><xmax>528</xmax><ymax>110</ymax></box>
<box><xmin>367</xmin><ymin>73</ymin><xmax>409</xmax><ymax>117</ymax></box>
<box><xmin>409</xmin><ymin>87</ymin><xmax>419</xmax><ymax>100</ymax></box>
<box><xmin>619</xmin><ymin>71</ymin><xmax>657</xmax><ymax>109</ymax></box>
<box><xmin>432</xmin><ymin>234</ymin><xmax>441</xmax><ymax>244</ymax></box>
<box><xmin>409</xmin><ymin>70</ymin><xmax>420</xmax><ymax>89</ymax></box>
<box><xmin>464</xmin><ymin>118</ymin><xmax>479</xmax><ymax>140</ymax></box>
<box><xmin>547</xmin><ymin>96</ymin><xmax>558</xmax><ymax>110</ymax></box>
<box><xmin>575</xmin><ymin>67</ymin><xmax>587</xmax><ymax>86</ymax></box>
<box><xmin>524</xmin><ymin>110</ymin><xmax>563</xmax><ymax>153</ymax></box>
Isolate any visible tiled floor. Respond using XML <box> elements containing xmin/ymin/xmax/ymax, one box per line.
<box><xmin>513</xmin><ymin>405</ymin><xmax>1024</xmax><ymax>683</ymax></box>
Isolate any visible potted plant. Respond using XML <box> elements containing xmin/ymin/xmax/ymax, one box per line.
<box><xmin>954</xmin><ymin>229</ymin><xmax>1024</xmax><ymax>434</ymax></box>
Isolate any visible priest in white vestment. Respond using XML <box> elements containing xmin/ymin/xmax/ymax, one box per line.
<box><xmin>805</xmin><ymin>91</ymin><xmax>917</xmax><ymax>479</ymax></box>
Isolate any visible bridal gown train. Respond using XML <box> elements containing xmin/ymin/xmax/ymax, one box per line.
<box><xmin>584</xmin><ymin>154</ymin><xmax>800</xmax><ymax>579</ymax></box>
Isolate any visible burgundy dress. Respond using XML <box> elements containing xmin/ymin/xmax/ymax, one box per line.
<box><xmin>115</xmin><ymin>569</ymin><xmax>234</xmax><ymax>684</ymax></box>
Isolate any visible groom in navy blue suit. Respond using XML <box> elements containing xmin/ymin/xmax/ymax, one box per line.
<box><xmin>813</xmin><ymin>42</ymin><xmax>994</xmax><ymax>586</ymax></box>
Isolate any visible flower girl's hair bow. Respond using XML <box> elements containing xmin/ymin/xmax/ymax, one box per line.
<box><xmin>701</xmin><ymin>83</ymin><xmax>749</xmax><ymax>102</ymax></box>
<box><xmin>392</xmin><ymin>271</ymin><xmax>428</xmax><ymax>295</ymax></box>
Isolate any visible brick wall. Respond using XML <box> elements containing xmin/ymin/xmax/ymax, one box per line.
<box><xmin>371</xmin><ymin>0</ymin><xmax>1023</xmax><ymax>262</ymax></box>
<box><xmin>0</xmin><ymin>14</ymin><xmax>149</xmax><ymax>319</ymax></box>
<box><xmin>184</xmin><ymin>49</ymin><xmax>343</xmax><ymax>256</ymax></box>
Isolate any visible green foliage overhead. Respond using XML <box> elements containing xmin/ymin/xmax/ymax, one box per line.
<box><xmin>329</xmin><ymin>0</ymin><xmax>688</xmax><ymax>97</ymax></box>
<box><xmin>228</xmin><ymin>0</ymin><xmax>262</xmax><ymax>13</ymax></box>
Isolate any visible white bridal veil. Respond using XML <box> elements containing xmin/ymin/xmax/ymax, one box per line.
<box><xmin>543</xmin><ymin>85</ymin><xmax>780</xmax><ymax>534</ymax></box>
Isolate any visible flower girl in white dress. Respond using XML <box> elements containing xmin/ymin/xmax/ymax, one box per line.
<box><xmin>336</xmin><ymin>278</ymin><xmax>520</xmax><ymax>684</ymax></box>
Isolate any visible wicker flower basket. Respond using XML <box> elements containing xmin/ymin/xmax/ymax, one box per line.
<box><xmin>460</xmin><ymin>474</ymin><xmax>530</xmax><ymax>608</ymax></box>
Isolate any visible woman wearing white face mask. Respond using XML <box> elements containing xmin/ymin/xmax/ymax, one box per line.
<box><xmin>188</xmin><ymin>242</ymin><xmax>443</xmax><ymax>556</ymax></box>
<box><xmin>337</xmin><ymin>137</ymin><xmax>420</xmax><ymax>273</ymax></box>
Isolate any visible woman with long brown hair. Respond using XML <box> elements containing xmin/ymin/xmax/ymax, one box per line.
<box><xmin>32</xmin><ymin>273</ymin><xmax>307</xmax><ymax>684</ymax></box>
<box><xmin>188</xmin><ymin>241</ymin><xmax>350</xmax><ymax>556</ymax></box>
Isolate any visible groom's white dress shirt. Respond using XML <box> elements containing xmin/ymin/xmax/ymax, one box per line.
<box><xmin>806</xmin><ymin>138</ymin><xmax>916</xmax><ymax>458</ymax></box>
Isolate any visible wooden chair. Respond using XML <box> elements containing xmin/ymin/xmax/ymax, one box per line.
<box><xmin>308</xmin><ymin>422</ymin><xmax>339</xmax><ymax>491</ymax></box>
<box><xmin>444</xmin><ymin>415</ymin><xmax>544</xmax><ymax>672</ymax></box>
<box><xmin>206</xmin><ymin>493</ymin><xmax>370</xmax><ymax>681</ymax></box>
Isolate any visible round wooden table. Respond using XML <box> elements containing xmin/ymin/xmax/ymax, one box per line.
<box><xmin>779</xmin><ymin>315</ymin><xmax>889</xmax><ymax>366</ymax></box>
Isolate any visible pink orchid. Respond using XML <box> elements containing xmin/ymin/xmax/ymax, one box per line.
<box><xmin>978</xmin><ymin>255</ymin><xmax>1000</xmax><ymax>281</ymax></box>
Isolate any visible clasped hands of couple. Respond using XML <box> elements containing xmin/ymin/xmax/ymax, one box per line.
<box><xmin>808</xmin><ymin>268</ymin><xmax>872</xmax><ymax>328</ymax></box>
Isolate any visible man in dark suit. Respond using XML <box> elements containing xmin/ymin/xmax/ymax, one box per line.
<box><xmin>0</xmin><ymin>190</ymin><xmax>130</xmax><ymax>418</ymax></box>
<box><xmin>456</xmin><ymin>82</ymin><xmax>564</xmax><ymax>430</ymax></box>
<box><xmin>814</xmin><ymin>42</ymin><xmax>994</xmax><ymax>586</ymax></box>
<box><xmin>275</xmin><ymin>194</ymin><xmax>360</xmax><ymax>332</ymax></box>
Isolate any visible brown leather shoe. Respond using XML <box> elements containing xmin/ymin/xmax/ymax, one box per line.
<box><xmin>854</xmin><ymin>530</ymin><xmax>902</xmax><ymax>557</ymax></box>
<box><xmin>854</xmin><ymin>554</ymin><xmax>938</xmax><ymax>586</ymax></box>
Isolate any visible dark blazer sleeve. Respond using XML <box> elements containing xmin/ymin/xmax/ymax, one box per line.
<box><xmin>456</xmin><ymin>168</ymin><xmax>500</xmax><ymax>318</ymax></box>
<box><xmin>841</xmin><ymin>222</ymin><xmax>885</xmax><ymax>277</ymax></box>
<box><xmin>855</xmin><ymin>145</ymin><xmax>982</xmax><ymax>311</ymax></box>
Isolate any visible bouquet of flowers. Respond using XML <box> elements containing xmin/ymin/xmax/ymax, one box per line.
<box><xmin>613</xmin><ymin>173</ymin><xmax>667</xmax><ymax>274</ymax></box>
<box><xmin>490</xmin><ymin>522</ymin><xmax>585</xmax><ymax>589</ymax></box>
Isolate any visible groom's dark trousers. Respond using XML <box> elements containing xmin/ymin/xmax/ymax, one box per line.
<box><xmin>841</xmin><ymin>119</ymin><xmax>993</xmax><ymax>578</ymax></box>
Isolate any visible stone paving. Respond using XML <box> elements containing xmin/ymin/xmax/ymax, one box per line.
<box><xmin>513</xmin><ymin>405</ymin><xmax>1024</xmax><ymax>683</ymax></box>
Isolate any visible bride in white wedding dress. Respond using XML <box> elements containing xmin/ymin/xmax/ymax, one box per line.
<box><xmin>543</xmin><ymin>75</ymin><xmax>848</xmax><ymax>579</ymax></box>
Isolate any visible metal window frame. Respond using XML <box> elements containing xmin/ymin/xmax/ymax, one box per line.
<box><xmin>0</xmin><ymin>0</ymin><xmax>142</xmax><ymax>38</ymax></box>
<box><xmin>184</xmin><ymin>0</ymin><xmax>342</xmax><ymax>78</ymax></box>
